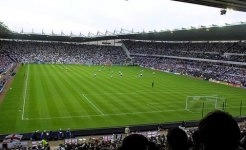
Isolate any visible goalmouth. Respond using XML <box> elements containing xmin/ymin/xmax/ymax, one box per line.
<box><xmin>185</xmin><ymin>95</ymin><xmax>226</xmax><ymax>112</ymax></box>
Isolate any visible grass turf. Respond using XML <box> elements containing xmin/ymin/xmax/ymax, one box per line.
<box><xmin>0</xmin><ymin>64</ymin><xmax>245</xmax><ymax>134</ymax></box>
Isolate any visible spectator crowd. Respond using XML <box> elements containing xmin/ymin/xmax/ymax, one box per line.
<box><xmin>0</xmin><ymin>39</ymin><xmax>246</xmax><ymax>88</ymax></box>
<box><xmin>0</xmin><ymin>53</ymin><xmax>13</xmax><ymax>93</ymax></box>
<box><xmin>124</xmin><ymin>40</ymin><xmax>246</xmax><ymax>62</ymax></box>
<box><xmin>132</xmin><ymin>56</ymin><xmax>246</xmax><ymax>86</ymax></box>
<box><xmin>3</xmin><ymin>111</ymin><xmax>246</xmax><ymax>150</ymax></box>
<box><xmin>55</xmin><ymin>110</ymin><xmax>246</xmax><ymax>150</ymax></box>
<box><xmin>0</xmin><ymin>53</ymin><xmax>12</xmax><ymax>74</ymax></box>
<box><xmin>123</xmin><ymin>40</ymin><xmax>246</xmax><ymax>87</ymax></box>
<box><xmin>0</xmin><ymin>40</ymin><xmax>127</xmax><ymax>65</ymax></box>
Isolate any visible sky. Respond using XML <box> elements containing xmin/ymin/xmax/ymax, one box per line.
<box><xmin>0</xmin><ymin>0</ymin><xmax>246</xmax><ymax>36</ymax></box>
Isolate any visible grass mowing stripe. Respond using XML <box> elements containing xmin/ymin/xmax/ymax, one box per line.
<box><xmin>61</xmin><ymin>65</ymin><xmax>104</xmax><ymax>115</ymax></box>
<box><xmin>48</xmin><ymin>65</ymin><xmax>78</xmax><ymax>116</ymax></box>
<box><xmin>54</xmin><ymin>65</ymin><xmax>104</xmax><ymax>120</ymax></box>
<box><xmin>73</xmin><ymin>67</ymin><xmax>110</xmax><ymax>114</ymax></box>
<box><xmin>69</xmin><ymin>66</ymin><xmax>147</xmax><ymax>114</ymax></box>
<box><xmin>1</xmin><ymin>64</ymin><xmax>246</xmax><ymax>134</ymax></box>
<box><xmin>31</xmin><ymin>65</ymin><xmax>58</xmax><ymax>129</ymax></box>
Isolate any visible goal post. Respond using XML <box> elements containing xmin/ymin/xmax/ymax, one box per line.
<box><xmin>185</xmin><ymin>96</ymin><xmax>225</xmax><ymax>112</ymax></box>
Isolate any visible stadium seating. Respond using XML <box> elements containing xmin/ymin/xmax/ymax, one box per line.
<box><xmin>1</xmin><ymin>40</ymin><xmax>246</xmax><ymax>150</ymax></box>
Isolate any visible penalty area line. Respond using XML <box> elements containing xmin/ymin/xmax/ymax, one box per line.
<box><xmin>23</xmin><ymin>108</ymin><xmax>187</xmax><ymax>120</ymax></box>
<box><xmin>82</xmin><ymin>94</ymin><xmax>104</xmax><ymax>115</ymax></box>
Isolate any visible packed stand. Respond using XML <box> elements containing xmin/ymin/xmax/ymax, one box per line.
<box><xmin>125</xmin><ymin>39</ymin><xmax>246</xmax><ymax>87</ymax></box>
<box><xmin>0</xmin><ymin>40</ymin><xmax>127</xmax><ymax>65</ymax></box>
<box><xmin>0</xmin><ymin>54</ymin><xmax>13</xmax><ymax>93</ymax></box>
<box><xmin>56</xmin><ymin>131</ymin><xmax>166</xmax><ymax>150</ymax></box>
<box><xmin>2</xmin><ymin>111</ymin><xmax>245</xmax><ymax>150</ymax></box>
<box><xmin>124</xmin><ymin>40</ymin><xmax>246</xmax><ymax>62</ymax></box>
<box><xmin>55</xmin><ymin>111</ymin><xmax>246</xmax><ymax>150</ymax></box>
<box><xmin>132</xmin><ymin>56</ymin><xmax>246</xmax><ymax>87</ymax></box>
<box><xmin>0</xmin><ymin>54</ymin><xmax>13</xmax><ymax>74</ymax></box>
<box><xmin>0</xmin><ymin>79</ymin><xmax>6</xmax><ymax>93</ymax></box>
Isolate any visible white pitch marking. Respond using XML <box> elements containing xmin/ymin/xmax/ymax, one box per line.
<box><xmin>24</xmin><ymin>106</ymin><xmax>246</xmax><ymax>120</ymax></box>
<box><xmin>22</xmin><ymin>65</ymin><xmax>29</xmax><ymax>120</ymax></box>
<box><xmin>23</xmin><ymin>108</ymin><xmax>185</xmax><ymax>120</ymax></box>
<box><xmin>84</xmin><ymin>90</ymin><xmax>183</xmax><ymax>96</ymax></box>
<box><xmin>82</xmin><ymin>94</ymin><xmax>104</xmax><ymax>115</ymax></box>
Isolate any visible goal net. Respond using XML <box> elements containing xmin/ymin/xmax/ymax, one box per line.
<box><xmin>185</xmin><ymin>96</ymin><xmax>225</xmax><ymax>112</ymax></box>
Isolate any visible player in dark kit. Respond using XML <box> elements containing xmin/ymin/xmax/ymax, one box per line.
<box><xmin>152</xmin><ymin>81</ymin><xmax>154</xmax><ymax>88</ymax></box>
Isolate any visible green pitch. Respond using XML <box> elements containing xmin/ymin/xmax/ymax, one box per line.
<box><xmin>0</xmin><ymin>64</ymin><xmax>245</xmax><ymax>134</ymax></box>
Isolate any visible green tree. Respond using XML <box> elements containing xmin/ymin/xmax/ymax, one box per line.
<box><xmin>0</xmin><ymin>21</ymin><xmax>11</xmax><ymax>34</ymax></box>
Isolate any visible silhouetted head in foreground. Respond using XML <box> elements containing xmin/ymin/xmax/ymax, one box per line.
<box><xmin>198</xmin><ymin>110</ymin><xmax>240</xmax><ymax>150</ymax></box>
<box><xmin>167</xmin><ymin>127</ymin><xmax>189</xmax><ymax>150</ymax></box>
<box><xmin>118</xmin><ymin>134</ymin><xmax>149</xmax><ymax>150</ymax></box>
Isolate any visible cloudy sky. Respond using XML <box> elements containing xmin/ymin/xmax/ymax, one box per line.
<box><xmin>0</xmin><ymin>0</ymin><xmax>246</xmax><ymax>36</ymax></box>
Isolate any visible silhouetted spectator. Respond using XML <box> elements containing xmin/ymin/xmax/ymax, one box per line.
<box><xmin>58</xmin><ymin>129</ymin><xmax>64</xmax><ymax>140</ymax></box>
<box><xmin>198</xmin><ymin>110</ymin><xmax>241</xmax><ymax>150</ymax></box>
<box><xmin>166</xmin><ymin>127</ymin><xmax>189</xmax><ymax>150</ymax></box>
<box><xmin>65</xmin><ymin>128</ymin><xmax>72</xmax><ymax>139</ymax></box>
<box><xmin>31</xmin><ymin>130</ymin><xmax>40</xmax><ymax>141</ymax></box>
<box><xmin>118</xmin><ymin>134</ymin><xmax>149</xmax><ymax>150</ymax></box>
<box><xmin>148</xmin><ymin>141</ymin><xmax>159</xmax><ymax>150</ymax></box>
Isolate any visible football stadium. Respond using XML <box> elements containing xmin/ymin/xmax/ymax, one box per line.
<box><xmin>0</xmin><ymin>0</ymin><xmax>246</xmax><ymax>149</ymax></box>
